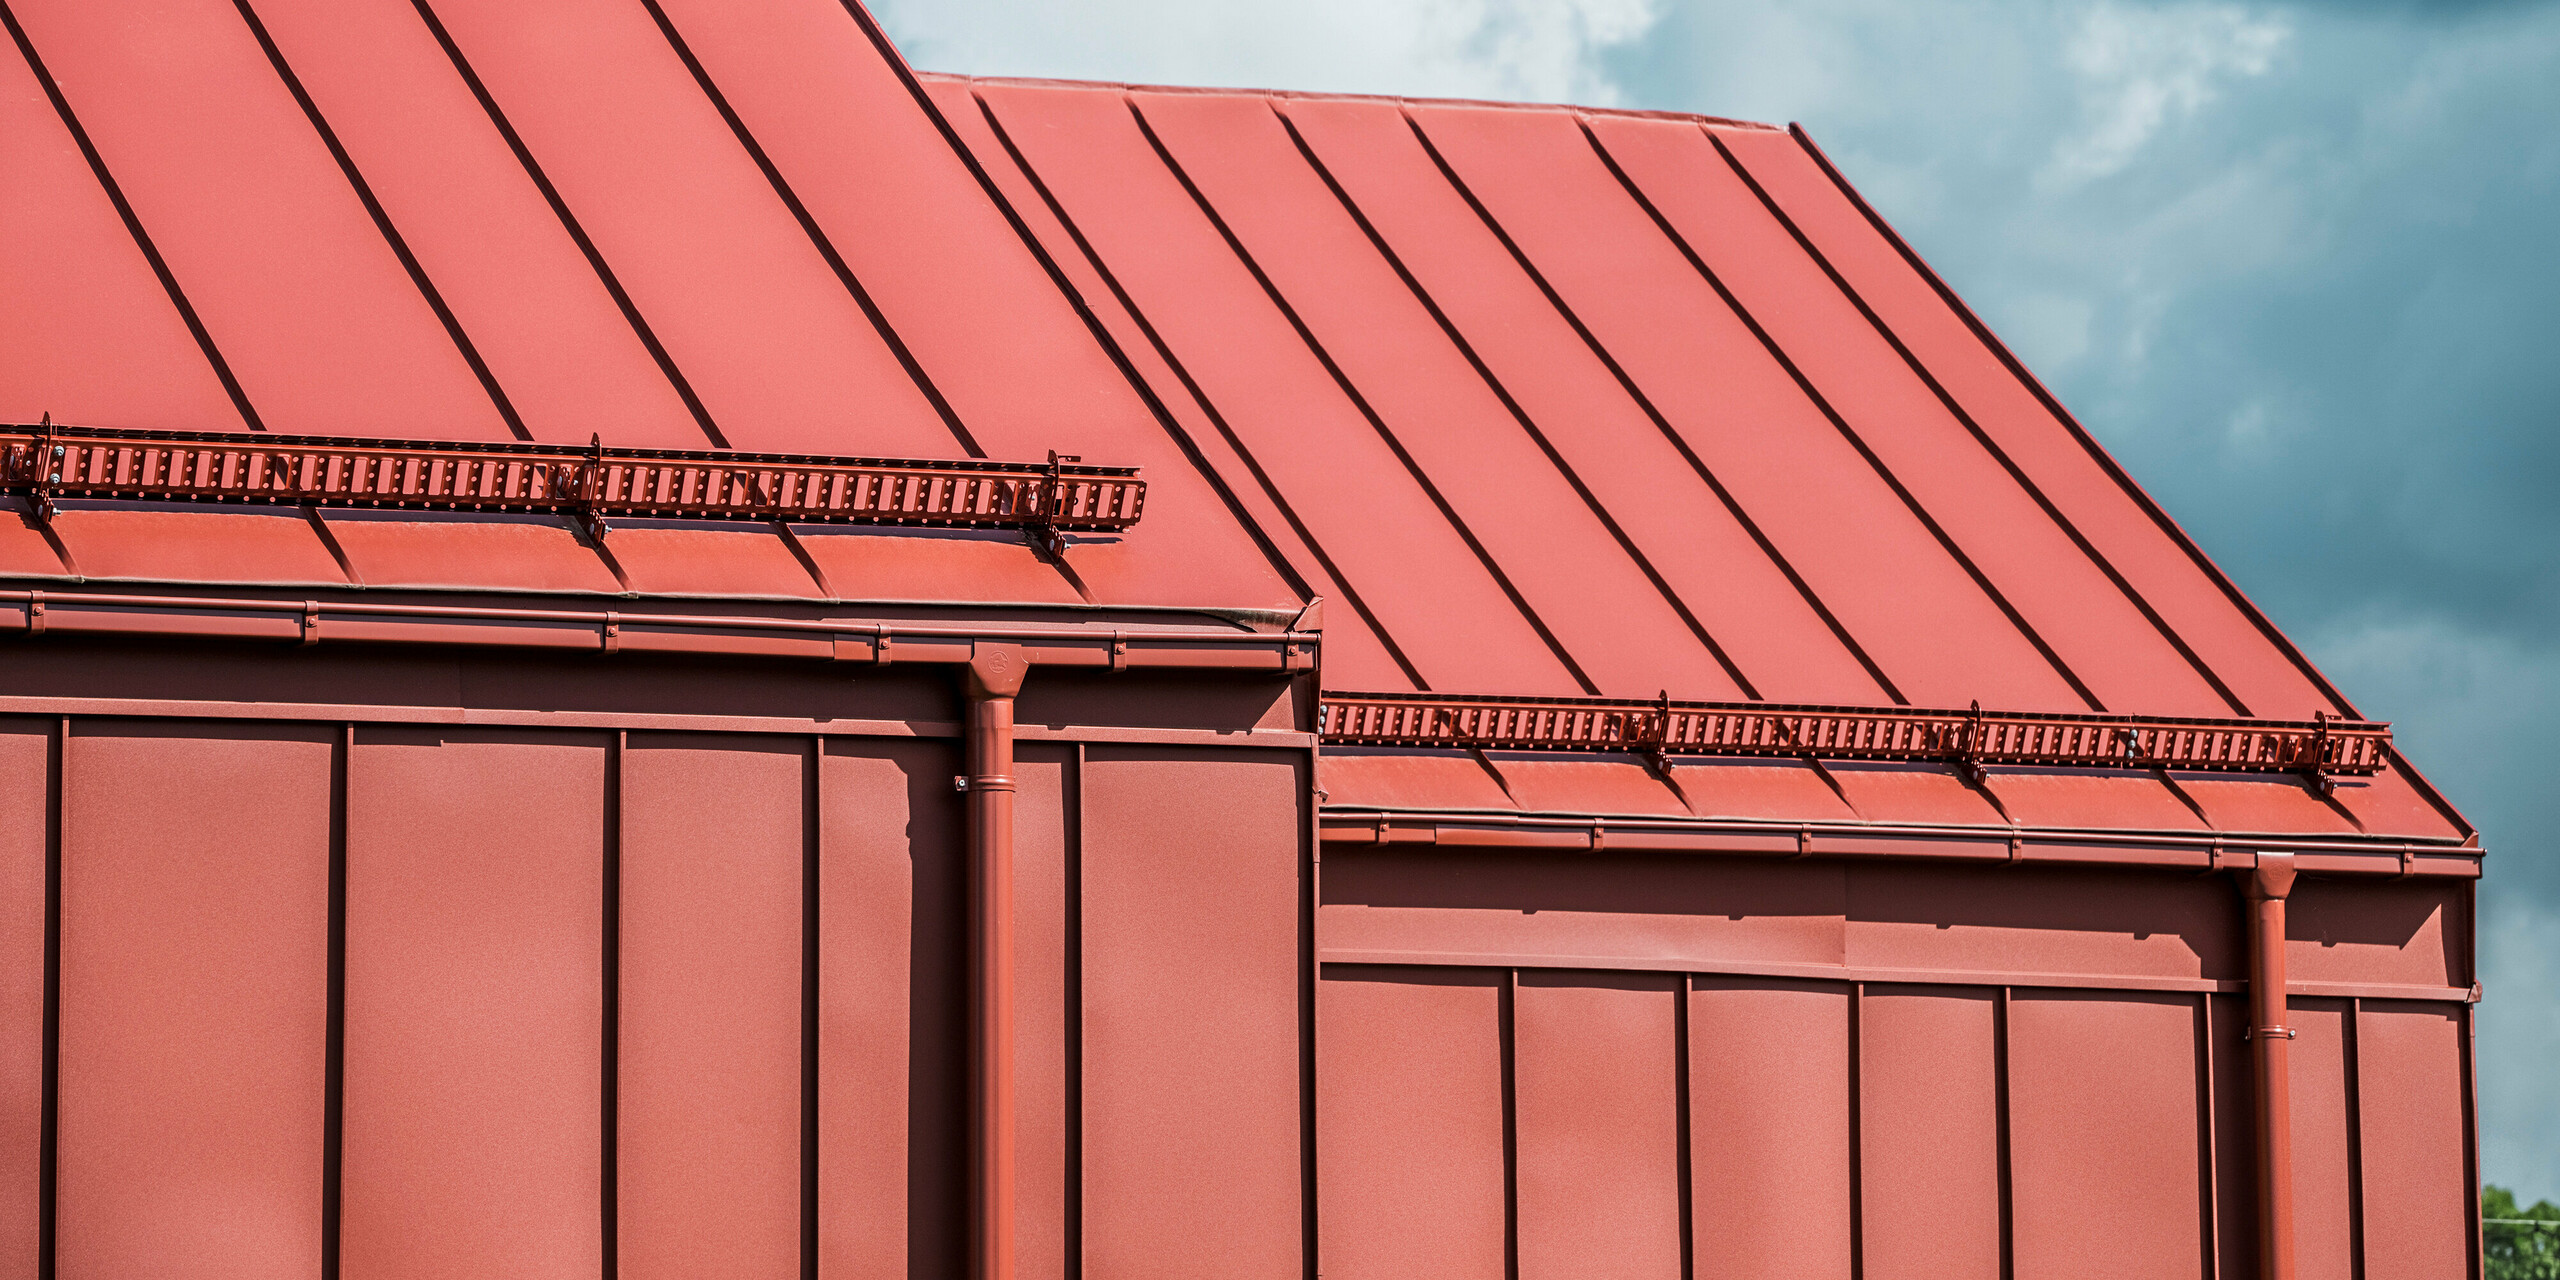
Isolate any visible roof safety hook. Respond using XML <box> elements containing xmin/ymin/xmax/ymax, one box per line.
<box><xmin>2302</xmin><ymin>710</ymin><xmax>2337</xmax><ymax>797</ymax></box>
<box><xmin>1029</xmin><ymin>450</ymin><xmax>1081</xmax><ymax>556</ymax></box>
<box><xmin>1642</xmin><ymin>688</ymin><xmax>1677</xmax><ymax>777</ymax></box>
<box><xmin>23</xmin><ymin>412</ymin><xmax>61</xmax><ymax>527</ymax></box>
<box><xmin>564</xmin><ymin>432</ymin><xmax>610</xmax><ymax>543</ymax></box>
<box><xmin>1955</xmin><ymin>699</ymin><xmax>1990</xmax><ymax>785</ymax></box>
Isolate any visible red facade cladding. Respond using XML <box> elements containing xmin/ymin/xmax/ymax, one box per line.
<box><xmin>0</xmin><ymin>642</ymin><xmax>1313</xmax><ymax>1279</ymax></box>
<box><xmin>0</xmin><ymin>0</ymin><xmax>2486</xmax><ymax>1274</ymax></box>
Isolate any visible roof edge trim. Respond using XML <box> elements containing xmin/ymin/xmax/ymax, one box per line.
<box><xmin>916</xmin><ymin>71</ymin><xmax>1786</xmax><ymax>133</ymax></box>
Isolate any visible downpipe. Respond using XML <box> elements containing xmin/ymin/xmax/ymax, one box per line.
<box><xmin>966</xmin><ymin>643</ymin><xmax>1026</xmax><ymax>1280</ymax></box>
<box><xmin>2245</xmin><ymin>852</ymin><xmax>2298</xmax><ymax>1280</ymax></box>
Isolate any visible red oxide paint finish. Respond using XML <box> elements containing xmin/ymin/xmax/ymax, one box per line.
<box><xmin>1316</xmin><ymin>966</ymin><xmax>1508</xmax><ymax>1280</ymax></box>
<box><xmin>55</xmin><ymin>725</ymin><xmax>333</xmax><ymax>1280</ymax></box>
<box><xmin>0</xmin><ymin>0</ymin><xmax>2486</xmax><ymax>1274</ymax></box>
<box><xmin>340</xmin><ymin>728</ymin><xmax>606</xmax><ymax>1280</ymax></box>
<box><xmin>1686</xmin><ymin>978</ymin><xmax>1853</xmax><ymax>1280</ymax></box>
<box><xmin>616</xmin><ymin>735</ymin><xmax>804</xmax><ymax>1280</ymax></box>
<box><xmin>0</xmin><ymin>724</ymin><xmax>39</xmax><ymax>1279</ymax></box>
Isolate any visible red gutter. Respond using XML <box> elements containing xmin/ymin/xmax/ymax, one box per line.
<box><xmin>1319</xmin><ymin>809</ymin><xmax>2478</xmax><ymax>879</ymax></box>
<box><xmin>2245</xmin><ymin>853</ymin><xmax>2299</xmax><ymax>1280</ymax></box>
<box><xmin>1</xmin><ymin>589</ymin><xmax>1316</xmax><ymax>673</ymax></box>
<box><xmin>964</xmin><ymin>645</ymin><xmax>1027</xmax><ymax>1280</ymax></box>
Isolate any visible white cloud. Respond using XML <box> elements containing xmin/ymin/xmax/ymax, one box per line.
<box><xmin>871</xmin><ymin>0</ymin><xmax>1663</xmax><ymax>105</ymax></box>
<box><xmin>2047</xmin><ymin>1</ymin><xmax>2289</xmax><ymax>185</ymax></box>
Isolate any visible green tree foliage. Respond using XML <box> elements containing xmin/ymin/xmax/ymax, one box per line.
<box><xmin>2487</xmin><ymin>1185</ymin><xmax>2560</xmax><ymax>1280</ymax></box>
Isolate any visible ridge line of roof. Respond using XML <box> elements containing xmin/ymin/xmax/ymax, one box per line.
<box><xmin>913</xmin><ymin>71</ymin><xmax>1784</xmax><ymax>132</ymax></box>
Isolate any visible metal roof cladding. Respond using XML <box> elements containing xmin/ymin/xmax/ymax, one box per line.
<box><xmin>0</xmin><ymin>0</ymin><xmax>2470</xmax><ymax>845</ymax></box>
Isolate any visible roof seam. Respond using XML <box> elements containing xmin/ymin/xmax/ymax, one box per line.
<box><xmin>1127</xmin><ymin>92</ymin><xmax>1602</xmax><ymax>695</ymax></box>
<box><xmin>634</xmin><ymin>0</ymin><xmax>983</xmax><ymax>458</ymax></box>
<box><xmin>1397</xmin><ymin>107</ymin><xmax>1909</xmax><ymax>706</ymax></box>
<box><xmin>919</xmin><ymin>72</ymin><xmax>1784</xmax><ymax>133</ymax></box>
<box><xmin>233</xmin><ymin>0</ymin><xmax>532</xmax><ymax>442</ymax></box>
<box><xmin>841</xmin><ymin>6</ymin><xmax>1309</xmax><ymax>559</ymax></box>
<box><xmin>405</xmin><ymin>0</ymin><xmax>726</xmax><ymax>449</ymax></box>
<box><xmin>1579</xmin><ymin>116</ymin><xmax>2110</xmax><ymax>713</ymax></box>
<box><xmin>966</xmin><ymin>89</ymin><xmax>1427</xmax><ymax>687</ymax></box>
<box><xmin>1784</xmin><ymin>123</ymin><xmax>2474</xmax><ymax>841</ymax></box>
<box><xmin>1701</xmin><ymin>126</ymin><xmax>2251</xmax><ymax>718</ymax></box>
<box><xmin>1</xmin><ymin>0</ymin><xmax>264</xmax><ymax>432</ymax></box>
<box><xmin>1779</xmin><ymin>127</ymin><xmax>2348</xmax><ymax>716</ymax></box>
<box><xmin>1270</xmin><ymin>99</ymin><xmax>1763</xmax><ymax>701</ymax></box>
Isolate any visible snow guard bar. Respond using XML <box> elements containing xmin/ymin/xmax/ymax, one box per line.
<box><xmin>1320</xmin><ymin>691</ymin><xmax>2390</xmax><ymax>784</ymax></box>
<box><xmin>0</xmin><ymin>420</ymin><xmax>1144</xmax><ymax>540</ymax></box>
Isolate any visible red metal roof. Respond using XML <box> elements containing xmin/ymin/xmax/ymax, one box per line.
<box><xmin>0</xmin><ymin>0</ymin><xmax>2469</xmax><ymax>842</ymax></box>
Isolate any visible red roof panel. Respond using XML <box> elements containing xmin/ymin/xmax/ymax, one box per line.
<box><xmin>1589</xmin><ymin>115</ymin><xmax>2230</xmax><ymax>717</ymax></box>
<box><xmin>0</xmin><ymin>36</ymin><xmax>242</xmax><ymax>432</ymax></box>
<box><xmin>1667</xmin><ymin>760</ymin><xmax>1863</xmax><ymax>823</ymax></box>
<box><xmin>319</xmin><ymin>513</ymin><xmax>621</xmax><ymax>595</ymax></box>
<box><xmin>1278</xmin><ymin>96</ymin><xmax>1887</xmax><ymax>704</ymax></box>
<box><xmin>649</xmin><ymin>1</ymin><xmax>1299</xmax><ymax>611</ymax></box>
<box><xmin>243</xmin><ymin>0</ymin><xmax>710</xmax><ymax>449</ymax></box>
<box><xmin>1134</xmin><ymin>90</ymin><xmax>1738</xmax><ymax>699</ymax></box>
<box><xmin>973</xmin><ymin>81</ymin><xmax>1572</xmax><ymax>692</ymax></box>
<box><xmin>595</xmin><ymin>525</ymin><xmax>826</xmax><ymax>600</ymax></box>
<box><xmin>920</xmin><ymin>76</ymin><xmax>1408</xmax><ymax>680</ymax></box>
<box><xmin>1407</xmin><ymin>102</ymin><xmax>2081</xmax><ymax>710</ymax></box>
<box><xmin>417</xmin><ymin>0</ymin><xmax>953</xmax><ymax>455</ymax></box>
<box><xmin>51</xmin><ymin>507</ymin><xmax>346</xmax><ymax>587</ymax></box>
<box><xmin>786</xmin><ymin>528</ymin><xmax>1082</xmax><ymax>606</ymax></box>
<box><xmin>1716</xmin><ymin>127</ymin><xmax>2346</xmax><ymax>720</ymax></box>
<box><xmin>9</xmin><ymin>0</ymin><xmax>508</xmax><ymax>438</ymax></box>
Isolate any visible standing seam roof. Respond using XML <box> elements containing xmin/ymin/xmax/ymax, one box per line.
<box><xmin>0</xmin><ymin>0</ymin><xmax>2470</xmax><ymax>841</ymax></box>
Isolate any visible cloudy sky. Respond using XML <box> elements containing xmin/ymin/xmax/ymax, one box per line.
<box><xmin>871</xmin><ymin>0</ymin><xmax>2560</xmax><ymax>1200</ymax></box>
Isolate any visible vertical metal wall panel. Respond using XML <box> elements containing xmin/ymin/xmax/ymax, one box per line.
<box><xmin>1686</xmin><ymin>977</ymin><xmax>1853</xmax><ymax>1280</ymax></box>
<box><xmin>2006</xmin><ymin>991</ymin><xmax>2204</xmax><ymax>1280</ymax></box>
<box><xmin>1859</xmin><ymin>986</ymin><xmax>2003</xmax><ymax>1279</ymax></box>
<box><xmin>2288</xmin><ymin>1000</ymin><xmax>2358</xmax><ymax>1280</ymax></box>
<box><xmin>0</xmin><ymin>722</ymin><xmax>49</xmax><ymax>1275</ymax></box>
<box><xmin>1079</xmin><ymin>747</ymin><xmax>1304</xmax><ymax>1279</ymax></box>
<box><xmin>1512</xmin><ymin>970</ymin><xmax>1684</xmax><ymax>1280</ymax></box>
<box><xmin>617</xmin><ymin>734</ymin><xmax>804</xmax><ymax>1280</ymax></box>
<box><xmin>2208</xmin><ymin>994</ymin><xmax>2259</xmax><ymax>1279</ymax></box>
<box><xmin>2354</xmin><ymin>1003</ymin><xmax>2469</xmax><ymax>1280</ymax></box>
<box><xmin>1013</xmin><ymin>746</ymin><xmax>1075</xmax><ymax>1280</ymax></box>
<box><xmin>55</xmin><ymin>722</ymin><xmax>331</xmax><ymax>1278</ymax></box>
<box><xmin>815</xmin><ymin>738</ymin><xmax>962</xmax><ymax>1279</ymax></box>
<box><xmin>341</xmin><ymin>728</ymin><xmax>605</xmax><ymax>1280</ymax></box>
<box><xmin>1314</xmin><ymin>966</ymin><xmax>1507</xmax><ymax>1280</ymax></box>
